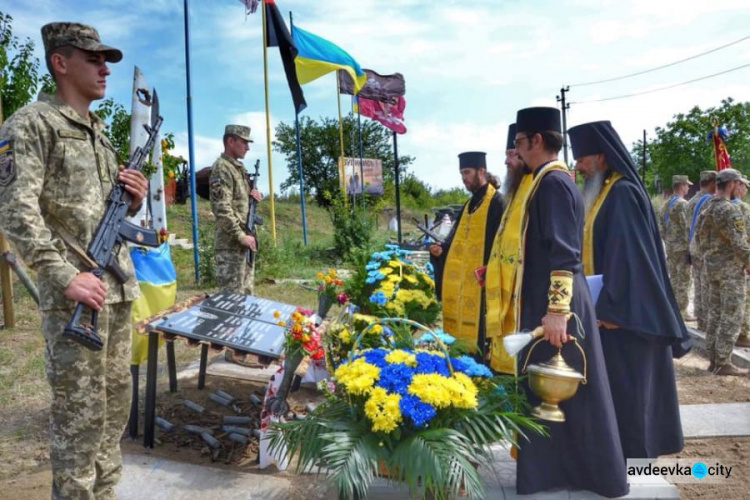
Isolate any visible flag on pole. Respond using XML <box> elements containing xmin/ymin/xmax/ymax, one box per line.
<box><xmin>338</xmin><ymin>69</ymin><xmax>405</xmax><ymax>102</ymax></box>
<box><xmin>708</xmin><ymin>120</ymin><xmax>731</xmax><ymax>170</ymax></box>
<box><xmin>356</xmin><ymin>95</ymin><xmax>407</xmax><ymax>134</ymax></box>
<box><xmin>265</xmin><ymin>0</ymin><xmax>306</xmax><ymax>113</ymax></box>
<box><xmin>292</xmin><ymin>25</ymin><xmax>367</xmax><ymax>94</ymax></box>
<box><xmin>238</xmin><ymin>0</ymin><xmax>260</xmax><ymax>14</ymax></box>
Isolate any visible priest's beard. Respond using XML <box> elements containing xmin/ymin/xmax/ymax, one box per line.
<box><xmin>503</xmin><ymin>166</ymin><xmax>524</xmax><ymax>199</ymax></box>
<box><xmin>582</xmin><ymin>170</ymin><xmax>607</xmax><ymax>212</ymax></box>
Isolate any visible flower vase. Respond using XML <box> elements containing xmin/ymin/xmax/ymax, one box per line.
<box><xmin>317</xmin><ymin>294</ymin><xmax>333</xmax><ymax>320</ymax></box>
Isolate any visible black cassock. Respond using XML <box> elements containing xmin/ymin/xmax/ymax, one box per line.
<box><xmin>516</xmin><ymin>170</ymin><xmax>629</xmax><ymax>498</ymax></box>
<box><xmin>592</xmin><ymin>178</ymin><xmax>685</xmax><ymax>459</ymax></box>
<box><xmin>430</xmin><ymin>183</ymin><xmax>504</xmax><ymax>355</ymax></box>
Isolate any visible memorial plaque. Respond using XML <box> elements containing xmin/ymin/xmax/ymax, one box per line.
<box><xmin>148</xmin><ymin>292</ymin><xmax>299</xmax><ymax>359</ymax></box>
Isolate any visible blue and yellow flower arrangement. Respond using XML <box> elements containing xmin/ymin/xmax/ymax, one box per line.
<box><xmin>268</xmin><ymin>319</ymin><xmax>546</xmax><ymax>500</ymax></box>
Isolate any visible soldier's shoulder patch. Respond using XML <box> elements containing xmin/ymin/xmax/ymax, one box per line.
<box><xmin>0</xmin><ymin>139</ymin><xmax>16</xmax><ymax>186</ymax></box>
<box><xmin>211</xmin><ymin>179</ymin><xmax>223</xmax><ymax>200</ymax></box>
<box><xmin>733</xmin><ymin>215</ymin><xmax>745</xmax><ymax>233</ymax></box>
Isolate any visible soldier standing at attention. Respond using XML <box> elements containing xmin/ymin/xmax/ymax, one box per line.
<box><xmin>732</xmin><ymin>176</ymin><xmax>750</xmax><ymax>348</ymax></box>
<box><xmin>0</xmin><ymin>23</ymin><xmax>148</xmax><ymax>498</ymax></box>
<box><xmin>687</xmin><ymin>170</ymin><xmax>716</xmax><ymax>331</ymax></box>
<box><xmin>694</xmin><ymin>168</ymin><xmax>750</xmax><ymax>375</ymax></box>
<box><xmin>660</xmin><ymin>175</ymin><xmax>693</xmax><ymax>320</ymax></box>
<box><xmin>209</xmin><ymin>125</ymin><xmax>263</xmax><ymax>295</ymax></box>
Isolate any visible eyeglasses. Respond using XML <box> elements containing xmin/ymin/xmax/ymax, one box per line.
<box><xmin>513</xmin><ymin>135</ymin><xmax>532</xmax><ymax>148</ymax></box>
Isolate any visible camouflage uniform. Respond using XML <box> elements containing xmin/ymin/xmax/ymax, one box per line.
<box><xmin>686</xmin><ymin>173</ymin><xmax>715</xmax><ymax>330</ymax></box>
<box><xmin>210</xmin><ymin>125</ymin><xmax>255</xmax><ymax>294</ymax></box>
<box><xmin>0</xmin><ymin>23</ymin><xmax>136</xmax><ymax>500</ymax></box>
<box><xmin>735</xmin><ymin>199</ymin><xmax>750</xmax><ymax>341</ymax></box>
<box><xmin>694</xmin><ymin>184</ymin><xmax>750</xmax><ymax>371</ymax></box>
<box><xmin>659</xmin><ymin>179</ymin><xmax>691</xmax><ymax>315</ymax></box>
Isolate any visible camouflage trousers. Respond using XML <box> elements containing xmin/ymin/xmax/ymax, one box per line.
<box><xmin>215</xmin><ymin>250</ymin><xmax>255</xmax><ymax>295</ymax></box>
<box><xmin>706</xmin><ymin>274</ymin><xmax>746</xmax><ymax>367</ymax></box>
<box><xmin>743</xmin><ymin>275</ymin><xmax>750</xmax><ymax>338</ymax></box>
<box><xmin>692</xmin><ymin>258</ymin><xmax>709</xmax><ymax>330</ymax></box>
<box><xmin>666</xmin><ymin>252</ymin><xmax>691</xmax><ymax>313</ymax></box>
<box><xmin>42</xmin><ymin>302</ymin><xmax>132</xmax><ymax>500</ymax></box>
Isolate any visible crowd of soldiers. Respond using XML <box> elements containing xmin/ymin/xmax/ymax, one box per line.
<box><xmin>659</xmin><ymin>169</ymin><xmax>750</xmax><ymax>376</ymax></box>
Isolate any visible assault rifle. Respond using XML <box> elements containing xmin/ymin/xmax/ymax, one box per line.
<box><xmin>412</xmin><ymin>217</ymin><xmax>444</xmax><ymax>244</ymax></box>
<box><xmin>245</xmin><ymin>159</ymin><xmax>263</xmax><ymax>265</ymax></box>
<box><xmin>63</xmin><ymin>89</ymin><xmax>163</xmax><ymax>351</ymax></box>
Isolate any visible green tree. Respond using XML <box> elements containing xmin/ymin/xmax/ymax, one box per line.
<box><xmin>0</xmin><ymin>12</ymin><xmax>54</xmax><ymax>119</ymax></box>
<box><xmin>639</xmin><ymin>98</ymin><xmax>750</xmax><ymax>190</ymax></box>
<box><xmin>274</xmin><ymin>114</ymin><xmax>414</xmax><ymax>206</ymax></box>
<box><xmin>94</xmin><ymin>98</ymin><xmax>131</xmax><ymax>164</ymax></box>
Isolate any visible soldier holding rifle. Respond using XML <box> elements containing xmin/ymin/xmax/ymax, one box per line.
<box><xmin>0</xmin><ymin>22</ymin><xmax>148</xmax><ymax>498</ymax></box>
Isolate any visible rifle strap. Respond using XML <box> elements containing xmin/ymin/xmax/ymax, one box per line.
<box><xmin>46</xmin><ymin>213</ymin><xmax>98</xmax><ymax>269</ymax></box>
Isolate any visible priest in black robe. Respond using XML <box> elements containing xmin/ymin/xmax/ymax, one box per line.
<box><xmin>511</xmin><ymin>108</ymin><xmax>629</xmax><ymax>498</ymax></box>
<box><xmin>430</xmin><ymin>152</ymin><xmax>504</xmax><ymax>358</ymax></box>
<box><xmin>568</xmin><ymin>120</ymin><xmax>687</xmax><ymax>459</ymax></box>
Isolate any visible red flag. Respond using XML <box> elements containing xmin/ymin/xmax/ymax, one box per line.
<box><xmin>357</xmin><ymin>95</ymin><xmax>406</xmax><ymax>134</ymax></box>
<box><xmin>711</xmin><ymin>126</ymin><xmax>732</xmax><ymax>171</ymax></box>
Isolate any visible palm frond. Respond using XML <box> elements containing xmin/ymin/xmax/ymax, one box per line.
<box><xmin>319</xmin><ymin>427</ymin><xmax>381</xmax><ymax>500</ymax></box>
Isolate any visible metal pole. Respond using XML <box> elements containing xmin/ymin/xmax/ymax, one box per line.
<box><xmin>183</xmin><ymin>0</ymin><xmax>200</xmax><ymax>283</ymax></box>
<box><xmin>357</xmin><ymin>108</ymin><xmax>365</xmax><ymax>211</ymax></box>
<box><xmin>642</xmin><ymin>129</ymin><xmax>647</xmax><ymax>183</ymax></box>
<box><xmin>393</xmin><ymin>132</ymin><xmax>402</xmax><ymax>244</ymax></box>
<box><xmin>556</xmin><ymin>86</ymin><xmax>570</xmax><ymax>166</ymax></box>
<box><xmin>262</xmin><ymin>2</ymin><xmax>277</xmax><ymax>246</ymax></box>
<box><xmin>290</xmin><ymin>12</ymin><xmax>307</xmax><ymax>246</ymax></box>
<box><xmin>336</xmin><ymin>78</ymin><xmax>347</xmax><ymax>200</ymax></box>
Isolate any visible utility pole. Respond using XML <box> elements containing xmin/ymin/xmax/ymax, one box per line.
<box><xmin>642</xmin><ymin>130</ymin><xmax>647</xmax><ymax>184</ymax></box>
<box><xmin>556</xmin><ymin>86</ymin><xmax>571</xmax><ymax>166</ymax></box>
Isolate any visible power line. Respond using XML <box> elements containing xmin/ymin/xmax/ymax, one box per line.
<box><xmin>569</xmin><ymin>62</ymin><xmax>750</xmax><ymax>105</ymax></box>
<box><xmin>570</xmin><ymin>34</ymin><xmax>750</xmax><ymax>87</ymax></box>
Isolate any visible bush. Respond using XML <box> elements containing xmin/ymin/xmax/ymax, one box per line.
<box><xmin>197</xmin><ymin>225</ymin><xmax>216</xmax><ymax>287</ymax></box>
<box><xmin>326</xmin><ymin>191</ymin><xmax>376</xmax><ymax>262</ymax></box>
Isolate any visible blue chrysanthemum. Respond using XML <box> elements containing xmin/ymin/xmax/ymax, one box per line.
<box><xmin>414</xmin><ymin>352</ymin><xmax>450</xmax><ymax>376</ymax></box>
<box><xmin>399</xmin><ymin>394</ymin><xmax>436</xmax><ymax>427</ymax></box>
<box><xmin>376</xmin><ymin>363</ymin><xmax>415</xmax><ymax>395</ymax></box>
<box><xmin>455</xmin><ymin>355</ymin><xmax>494</xmax><ymax>377</ymax></box>
<box><xmin>356</xmin><ymin>348</ymin><xmax>388</xmax><ymax>368</ymax></box>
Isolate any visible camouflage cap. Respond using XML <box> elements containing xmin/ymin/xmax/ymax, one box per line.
<box><xmin>672</xmin><ymin>174</ymin><xmax>693</xmax><ymax>186</ymax></box>
<box><xmin>716</xmin><ymin>168</ymin><xmax>743</xmax><ymax>183</ymax></box>
<box><xmin>224</xmin><ymin>125</ymin><xmax>253</xmax><ymax>143</ymax></box>
<box><xmin>699</xmin><ymin>170</ymin><xmax>717</xmax><ymax>182</ymax></box>
<box><xmin>41</xmin><ymin>22</ymin><xmax>122</xmax><ymax>63</ymax></box>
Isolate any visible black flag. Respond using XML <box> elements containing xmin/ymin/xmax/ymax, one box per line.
<box><xmin>265</xmin><ymin>0</ymin><xmax>306</xmax><ymax>113</ymax></box>
<box><xmin>338</xmin><ymin>69</ymin><xmax>405</xmax><ymax>103</ymax></box>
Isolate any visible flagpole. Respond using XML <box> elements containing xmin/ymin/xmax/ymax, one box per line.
<box><xmin>336</xmin><ymin>77</ymin><xmax>347</xmax><ymax>200</ymax></box>
<box><xmin>290</xmin><ymin>12</ymin><xmax>308</xmax><ymax>246</ymax></box>
<box><xmin>183</xmin><ymin>0</ymin><xmax>200</xmax><ymax>283</ymax></box>
<box><xmin>393</xmin><ymin>131</ymin><xmax>402</xmax><ymax>244</ymax></box>
<box><xmin>262</xmin><ymin>0</ymin><xmax>278</xmax><ymax>246</ymax></box>
<box><xmin>357</xmin><ymin>107</ymin><xmax>365</xmax><ymax>211</ymax></box>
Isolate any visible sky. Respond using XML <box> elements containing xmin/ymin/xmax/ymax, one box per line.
<box><xmin>4</xmin><ymin>0</ymin><xmax>750</xmax><ymax>197</ymax></box>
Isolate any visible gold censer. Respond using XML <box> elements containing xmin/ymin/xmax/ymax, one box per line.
<box><xmin>521</xmin><ymin>337</ymin><xmax>587</xmax><ymax>422</ymax></box>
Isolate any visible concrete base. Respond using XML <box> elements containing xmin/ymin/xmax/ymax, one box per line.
<box><xmin>681</xmin><ymin>402</ymin><xmax>750</xmax><ymax>438</ymax></box>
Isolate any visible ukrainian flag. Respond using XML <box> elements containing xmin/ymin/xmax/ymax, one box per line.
<box><xmin>292</xmin><ymin>25</ymin><xmax>367</xmax><ymax>94</ymax></box>
<box><xmin>129</xmin><ymin>243</ymin><xmax>177</xmax><ymax>365</ymax></box>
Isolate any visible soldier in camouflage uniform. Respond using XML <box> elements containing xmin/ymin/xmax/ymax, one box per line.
<box><xmin>687</xmin><ymin>170</ymin><xmax>716</xmax><ymax>331</ymax></box>
<box><xmin>733</xmin><ymin>176</ymin><xmax>750</xmax><ymax>348</ymax></box>
<box><xmin>0</xmin><ymin>23</ymin><xmax>148</xmax><ymax>499</ymax></box>
<box><xmin>693</xmin><ymin>169</ymin><xmax>750</xmax><ymax>376</ymax></box>
<box><xmin>659</xmin><ymin>175</ymin><xmax>693</xmax><ymax>320</ymax></box>
<box><xmin>209</xmin><ymin>124</ymin><xmax>262</xmax><ymax>295</ymax></box>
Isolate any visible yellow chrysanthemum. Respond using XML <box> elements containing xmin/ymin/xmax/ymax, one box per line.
<box><xmin>334</xmin><ymin>358</ymin><xmax>380</xmax><ymax>396</ymax></box>
<box><xmin>379</xmin><ymin>267</ymin><xmax>393</xmax><ymax>276</ymax></box>
<box><xmin>402</xmin><ymin>274</ymin><xmax>418</xmax><ymax>284</ymax></box>
<box><xmin>325</xmin><ymin>276</ymin><xmax>333</xmax><ymax>284</ymax></box>
<box><xmin>316</xmin><ymin>271</ymin><xmax>324</xmax><ymax>280</ymax></box>
<box><xmin>384</xmin><ymin>349</ymin><xmax>417</xmax><ymax>366</ymax></box>
<box><xmin>408</xmin><ymin>373</ymin><xmax>453</xmax><ymax>409</ymax></box>
<box><xmin>329</xmin><ymin>268</ymin><xmax>337</xmax><ymax>276</ymax></box>
<box><xmin>371</xmin><ymin>324</ymin><xmax>383</xmax><ymax>334</ymax></box>
<box><xmin>273</xmin><ymin>310</ymin><xmax>281</xmax><ymax>319</ymax></box>
<box><xmin>338</xmin><ymin>328</ymin><xmax>351</xmax><ymax>344</ymax></box>
<box><xmin>446</xmin><ymin>372</ymin><xmax>479</xmax><ymax>409</ymax></box>
<box><xmin>364</xmin><ymin>387</ymin><xmax>402</xmax><ymax>433</ymax></box>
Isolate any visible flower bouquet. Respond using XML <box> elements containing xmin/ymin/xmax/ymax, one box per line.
<box><xmin>348</xmin><ymin>245</ymin><xmax>440</xmax><ymax>325</ymax></box>
<box><xmin>268</xmin><ymin>319</ymin><xmax>546</xmax><ymax>499</ymax></box>
<box><xmin>316</xmin><ymin>268</ymin><xmax>348</xmax><ymax>319</ymax></box>
<box><xmin>267</xmin><ymin>308</ymin><xmax>325</xmax><ymax>415</ymax></box>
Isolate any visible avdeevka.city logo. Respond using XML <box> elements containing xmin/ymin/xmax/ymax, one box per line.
<box><xmin>627</xmin><ymin>458</ymin><xmax>733</xmax><ymax>484</ymax></box>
